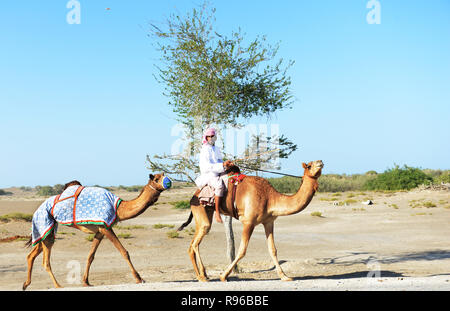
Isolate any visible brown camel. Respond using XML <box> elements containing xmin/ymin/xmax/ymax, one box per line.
<box><xmin>180</xmin><ymin>160</ymin><xmax>324</xmax><ymax>282</ymax></box>
<box><xmin>22</xmin><ymin>173</ymin><xmax>168</xmax><ymax>290</ymax></box>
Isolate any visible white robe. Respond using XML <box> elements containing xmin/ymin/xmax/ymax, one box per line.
<box><xmin>195</xmin><ymin>144</ymin><xmax>225</xmax><ymax>196</ymax></box>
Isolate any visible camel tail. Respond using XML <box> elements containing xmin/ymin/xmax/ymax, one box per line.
<box><xmin>24</xmin><ymin>235</ymin><xmax>32</xmax><ymax>248</ymax></box>
<box><xmin>177</xmin><ymin>211</ymin><xmax>193</xmax><ymax>231</ymax></box>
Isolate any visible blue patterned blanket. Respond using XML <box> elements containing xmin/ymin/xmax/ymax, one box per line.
<box><xmin>31</xmin><ymin>186</ymin><xmax>122</xmax><ymax>246</ymax></box>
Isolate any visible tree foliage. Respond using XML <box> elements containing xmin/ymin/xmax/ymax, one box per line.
<box><xmin>149</xmin><ymin>2</ymin><xmax>294</xmax><ymax>127</ymax></box>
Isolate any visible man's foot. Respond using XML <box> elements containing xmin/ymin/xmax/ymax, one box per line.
<box><xmin>215</xmin><ymin>214</ymin><xmax>223</xmax><ymax>223</ymax></box>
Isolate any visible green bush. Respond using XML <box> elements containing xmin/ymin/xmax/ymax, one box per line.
<box><xmin>170</xmin><ymin>200</ymin><xmax>190</xmax><ymax>209</ymax></box>
<box><xmin>0</xmin><ymin>213</ymin><xmax>33</xmax><ymax>222</ymax></box>
<box><xmin>433</xmin><ymin>171</ymin><xmax>450</xmax><ymax>184</ymax></box>
<box><xmin>363</xmin><ymin>165</ymin><xmax>433</xmax><ymax>191</ymax></box>
<box><xmin>36</xmin><ymin>186</ymin><xmax>58</xmax><ymax>196</ymax></box>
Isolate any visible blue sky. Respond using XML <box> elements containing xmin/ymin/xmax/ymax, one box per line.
<box><xmin>0</xmin><ymin>0</ymin><xmax>449</xmax><ymax>188</ymax></box>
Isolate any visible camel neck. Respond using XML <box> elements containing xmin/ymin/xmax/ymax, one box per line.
<box><xmin>270</xmin><ymin>175</ymin><xmax>318</xmax><ymax>217</ymax></box>
<box><xmin>116</xmin><ymin>184</ymin><xmax>161</xmax><ymax>221</ymax></box>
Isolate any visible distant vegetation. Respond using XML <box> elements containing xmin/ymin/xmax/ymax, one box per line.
<box><xmin>35</xmin><ymin>185</ymin><xmax>64</xmax><ymax>196</ymax></box>
<box><xmin>0</xmin><ymin>189</ymin><xmax>11</xmax><ymax>196</ymax></box>
<box><xmin>267</xmin><ymin>173</ymin><xmax>371</xmax><ymax>193</ymax></box>
<box><xmin>7</xmin><ymin>182</ymin><xmax>191</xmax><ymax>197</ymax></box>
<box><xmin>268</xmin><ymin>165</ymin><xmax>449</xmax><ymax>193</ymax></box>
<box><xmin>363</xmin><ymin>165</ymin><xmax>433</xmax><ymax>191</ymax></box>
<box><xmin>117</xmin><ymin>185</ymin><xmax>143</xmax><ymax>192</ymax></box>
<box><xmin>4</xmin><ymin>167</ymin><xmax>448</xmax><ymax>196</ymax></box>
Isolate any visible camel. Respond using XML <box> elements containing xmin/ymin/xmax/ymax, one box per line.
<box><xmin>22</xmin><ymin>173</ymin><xmax>169</xmax><ymax>290</ymax></box>
<box><xmin>179</xmin><ymin>160</ymin><xmax>324</xmax><ymax>282</ymax></box>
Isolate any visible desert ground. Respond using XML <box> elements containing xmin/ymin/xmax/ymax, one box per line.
<box><xmin>1</xmin><ymin>185</ymin><xmax>449</xmax><ymax>291</ymax></box>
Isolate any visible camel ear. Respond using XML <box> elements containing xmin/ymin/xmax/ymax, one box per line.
<box><xmin>149</xmin><ymin>174</ymin><xmax>154</xmax><ymax>180</ymax></box>
<box><xmin>302</xmin><ymin>163</ymin><xmax>308</xmax><ymax>169</ymax></box>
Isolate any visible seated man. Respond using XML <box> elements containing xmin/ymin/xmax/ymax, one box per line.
<box><xmin>195</xmin><ymin>128</ymin><xmax>233</xmax><ymax>223</ymax></box>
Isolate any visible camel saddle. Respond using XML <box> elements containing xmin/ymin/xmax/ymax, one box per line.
<box><xmin>197</xmin><ymin>173</ymin><xmax>246</xmax><ymax>220</ymax></box>
<box><xmin>31</xmin><ymin>185</ymin><xmax>122</xmax><ymax>246</ymax></box>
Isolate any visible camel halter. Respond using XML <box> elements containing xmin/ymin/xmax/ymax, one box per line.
<box><xmin>147</xmin><ymin>183</ymin><xmax>161</xmax><ymax>193</ymax></box>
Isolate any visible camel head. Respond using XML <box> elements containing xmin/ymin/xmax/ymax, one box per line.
<box><xmin>302</xmin><ymin>160</ymin><xmax>324</xmax><ymax>179</ymax></box>
<box><xmin>148</xmin><ymin>173</ymin><xmax>172</xmax><ymax>191</ymax></box>
<box><xmin>225</xmin><ymin>164</ymin><xmax>241</xmax><ymax>175</ymax></box>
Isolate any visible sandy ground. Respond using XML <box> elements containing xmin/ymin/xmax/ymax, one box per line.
<box><xmin>1</xmin><ymin>186</ymin><xmax>449</xmax><ymax>291</ymax></box>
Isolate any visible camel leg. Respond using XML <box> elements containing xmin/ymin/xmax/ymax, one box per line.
<box><xmin>188</xmin><ymin>204</ymin><xmax>214</xmax><ymax>282</ymax></box>
<box><xmin>219</xmin><ymin>223</ymin><xmax>255</xmax><ymax>282</ymax></box>
<box><xmin>82</xmin><ymin>232</ymin><xmax>104</xmax><ymax>286</ymax></box>
<box><xmin>263</xmin><ymin>221</ymin><xmax>293</xmax><ymax>281</ymax></box>
<box><xmin>22</xmin><ymin>242</ymin><xmax>43</xmax><ymax>290</ymax></box>
<box><xmin>42</xmin><ymin>238</ymin><xmax>62</xmax><ymax>288</ymax></box>
<box><xmin>99</xmin><ymin>227</ymin><xmax>143</xmax><ymax>284</ymax></box>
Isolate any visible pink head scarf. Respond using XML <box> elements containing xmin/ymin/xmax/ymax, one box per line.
<box><xmin>202</xmin><ymin>127</ymin><xmax>216</xmax><ymax>145</ymax></box>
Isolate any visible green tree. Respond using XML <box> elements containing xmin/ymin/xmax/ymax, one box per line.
<box><xmin>150</xmin><ymin>3</ymin><xmax>293</xmax><ymax>127</ymax></box>
<box><xmin>147</xmin><ymin>2</ymin><xmax>296</xmax><ymax>181</ymax></box>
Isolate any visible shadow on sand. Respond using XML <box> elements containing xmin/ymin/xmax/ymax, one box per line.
<box><xmin>171</xmin><ymin>250</ymin><xmax>450</xmax><ymax>282</ymax></box>
<box><xmin>316</xmin><ymin>250</ymin><xmax>450</xmax><ymax>266</ymax></box>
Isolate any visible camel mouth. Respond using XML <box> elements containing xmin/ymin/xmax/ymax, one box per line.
<box><xmin>315</xmin><ymin>161</ymin><xmax>324</xmax><ymax>169</ymax></box>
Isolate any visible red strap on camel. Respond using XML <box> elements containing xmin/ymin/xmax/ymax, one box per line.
<box><xmin>229</xmin><ymin>174</ymin><xmax>246</xmax><ymax>184</ymax></box>
<box><xmin>51</xmin><ymin>186</ymin><xmax>85</xmax><ymax>228</ymax></box>
<box><xmin>228</xmin><ymin>174</ymin><xmax>246</xmax><ymax>219</ymax></box>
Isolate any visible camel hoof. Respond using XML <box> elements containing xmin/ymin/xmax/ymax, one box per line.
<box><xmin>219</xmin><ymin>275</ymin><xmax>228</xmax><ymax>282</ymax></box>
<box><xmin>136</xmin><ymin>278</ymin><xmax>145</xmax><ymax>284</ymax></box>
<box><xmin>281</xmin><ymin>276</ymin><xmax>293</xmax><ymax>282</ymax></box>
<box><xmin>83</xmin><ymin>282</ymin><xmax>92</xmax><ymax>287</ymax></box>
<box><xmin>22</xmin><ymin>282</ymin><xmax>29</xmax><ymax>291</ymax></box>
<box><xmin>198</xmin><ymin>277</ymin><xmax>209</xmax><ymax>282</ymax></box>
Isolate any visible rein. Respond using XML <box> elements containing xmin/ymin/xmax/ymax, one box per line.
<box><xmin>239</xmin><ymin>165</ymin><xmax>303</xmax><ymax>179</ymax></box>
